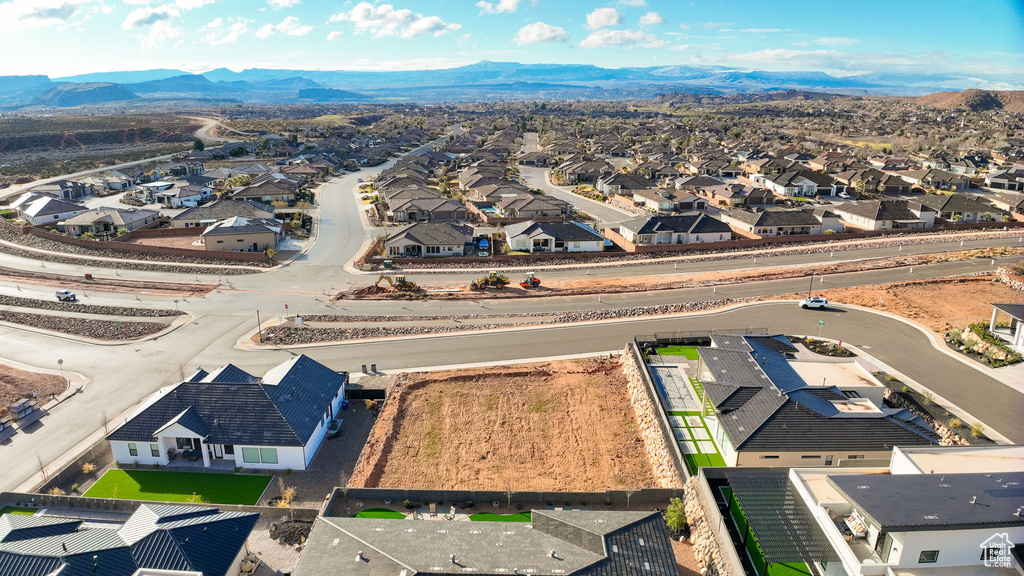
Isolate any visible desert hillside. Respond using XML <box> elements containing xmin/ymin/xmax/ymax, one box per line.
<box><xmin>915</xmin><ymin>89</ymin><xmax>1024</xmax><ymax>113</ymax></box>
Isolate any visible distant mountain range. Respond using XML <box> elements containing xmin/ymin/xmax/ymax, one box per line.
<box><xmin>912</xmin><ymin>89</ymin><xmax>1024</xmax><ymax>114</ymax></box>
<box><xmin>0</xmin><ymin>61</ymin><xmax>1018</xmax><ymax>108</ymax></box>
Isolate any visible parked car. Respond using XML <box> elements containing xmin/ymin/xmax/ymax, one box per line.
<box><xmin>838</xmin><ymin>191</ymin><xmax>851</xmax><ymax>199</ymax></box>
<box><xmin>55</xmin><ymin>290</ymin><xmax>77</xmax><ymax>302</ymax></box>
<box><xmin>799</xmin><ymin>297</ymin><xmax>828</xmax><ymax>309</ymax></box>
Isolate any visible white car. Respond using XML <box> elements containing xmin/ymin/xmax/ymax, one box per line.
<box><xmin>799</xmin><ymin>297</ymin><xmax>828</xmax><ymax>309</ymax></box>
<box><xmin>838</xmin><ymin>191</ymin><xmax>851</xmax><ymax>199</ymax></box>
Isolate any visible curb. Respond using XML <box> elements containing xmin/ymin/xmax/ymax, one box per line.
<box><xmin>0</xmin><ymin>313</ymin><xmax>193</xmax><ymax>347</ymax></box>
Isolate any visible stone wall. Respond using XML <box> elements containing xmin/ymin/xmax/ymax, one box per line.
<box><xmin>996</xmin><ymin>266</ymin><xmax>1024</xmax><ymax>292</ymax></box>
<box><xmin>683</xmin><ymin>476</ymin><xmax>740</xmax><ymax>576</ymax></box>
<box><xmin>882</xmin><ymin>388</ymin><xmax>971</xmax><ymax>446</ymax></box>
<box><xmin>620</xmin><ymin>346</ymin><xmax>685</xmax><ymax>489</ymax></box>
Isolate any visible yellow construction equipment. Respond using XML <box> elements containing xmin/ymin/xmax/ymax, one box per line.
<box><xmin>375</xmin><ymin>274</ymin><xmax>418</xmax><ymax>292</ymax></box>
<box><xmin>469</xmin><ymin>270</ymin><xmax>510</xmax><ymax>290</ymax></box>
<box><xmin>519</xmin><ymin>271</ymin><xmax>541</xmax><ymax>288</ymax></box>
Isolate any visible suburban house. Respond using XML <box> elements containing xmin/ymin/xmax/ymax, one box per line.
<box><xmin>834</xmin><ymin>168</ymin><xmax>915</xmax><ymax>195</ymax></box>
<box><xmin>760</xmin><ymin>171</ymin><xmax>840</xmax><ymax>197</ymax></box>
<box><xmin>632</xmin><ymin>188</ymin><xmax>707</xmax><ymax>212</ymax></box>
<box><xmin>153</xmin><ymin>183</ymin><xmax>214</xmax><ymax>208</ymax></box>
<box><xmin>986</xmin><ymin>169</ymin><xmax>1024</xmax><ymax>191</ymax></box>
<box><xmin>989</xmin><ymin>303</ymin><xmax>1024</xmax><ymax>352</ymax></box>
<box><xmin>201</xmin><ymin>216</ymin><xmax>283</xmax><ymax>252</ymax></box>
<box><xmin>618</xmin><ymin>213</ymin><xmax>732</xmax><ymax>245</ymax></box>
<box><xmin>831</xmin><ymin>199</ymin><xmax>937</xmax><ymax>230</ymax></box>
<box><xmin>172</xmin><ymin>199</ymin><xmax>276</xmax><ymax>228</ymax></box>
<box><xmin>916</xmin><ymin>194</ymin><xmax>1001</xmax><ymax>222</ymax></box>
<box><xmin>30</xmin><ymin>180</ymin><xmax>93</xmax><ymax>200</ymax></box>
<box><xmin>9</xmin><ymin>192</ymin><xmax>88</xmax><ymax>226</ymax></box>
<box><xmin>385</xmin><ymin>222</ymin><xmax>472</xmax><ymax>258</ymax></box>
<box><xmin>693</xmin><ymin>445</ymin><xmax>1024</xmax><ymax>576</ymax></box>
<box><xmin>388</xmin><ymin>195</ymin><xmax>468</xmax><ymax>222</ymax></box>
<box><xmin>990</xmin><ymin>191</ymin><xmax>1024</xmax><ymax>215</ymax></box>
<box><xmin>698</xmin><ymin>183</ymin><xmax>775</xmax><ymax>207</ymax></box>
<box><xmin>58</xmin><ymin>207</ymin><xmax>160</xmax><ymax>238</ymax></box>
<box><xmin>231</xmin><ymin>179</ymin><xmax>296</xmax><ymax>203</ymax></box>
<box><xmin>495</xmin><ymin>194</ymin><xmax>569</xmax><ymax>219</ymax></box>
<box><xmin>293</xmin><ymin>510</ymin><xmax>678</xmax><ymax>576</ymax></box>
<box><xmin>898</xmin><ymin>168</ymin><xmax>972</xmax><ymax>191</ymax></box>
<box><xmin>504</xmin><ymin>220</ymin><xmax>604</xmax><ymax>253</ymax></box>
<box><xmin>720</xmin><ymin>207</ymin><xmax>843</xmax><ymax>237</ymax></box>
<box><xmin>106</xmin><ymin>355</ymin><xmax>347</xmax><ymax>470</ymax></box>
<box><xmin>0</xmin><ymin>504</ymin><xmax>259</xmax><ymax>576</ymax></box>
<box><xmin>595</xmin><ymin>172</ymin><xmax>656</xmax><ymax>196</ymax></box>
<box><xmin>695</xmin><ymin>334</ymin><xmax>936</xmax><ymax>467</ymax></box>
<box><xmin>557</xmin><ymin>159</ymin><xmax>614</xmax><ymax>184</ymax></box>
<box><xmin>516</xmin><ymin>151</ymin><xmax>553</xmax><ymax>166</ymax></box>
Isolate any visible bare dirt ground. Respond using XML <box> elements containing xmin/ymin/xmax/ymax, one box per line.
<box><xmin>342</xmin><ymin>246</ymin><xmax>1024</xmax><ymax>301</ymax></box>
<box><xmin>777</xmin><ymin>275</ymin><xmax>1024</xmax><ymax>333</ymax></box>
<box><xmin>125</xmin><ymin>236</ymin><xmax>205</xmax><ymax>250</ymax></box>
<box><xmin>350</xmin><ymin>359</ymin><xmax>657</xmax><ymax>491</ymax></box>
<box><xmin>0</xmin><ymin>266</ymin><xmax>214</xmax><ymax>297</ymax></box>
<box><xmin>0</xmin><ymin>364</ymin><xmax>65</xmax><ymax>417</ymax></box>
<box><xmin>671</xmin><ymin>540</ymin><xmax>702</xmax><ymax>576</ymax></box>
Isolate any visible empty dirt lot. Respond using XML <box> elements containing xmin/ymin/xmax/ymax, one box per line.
<box><xmin>0</xmin><ymin>363</ymin><xmax>65</xmax><ymax>417</ymax></box>
<box><xmin>350</xmin><ymin>359</ymin><xmax>657</xmax><ymax>491</ymax></box>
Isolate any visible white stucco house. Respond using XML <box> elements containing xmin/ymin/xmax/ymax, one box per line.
<box><xmin>106</xmin><ymin>355</ymin><xmax>347</xmax><ymax>470</ymax></box>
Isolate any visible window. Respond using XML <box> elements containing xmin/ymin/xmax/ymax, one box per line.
<box><xmin>759</xmin><ymin>455</ymin><xmax>779</xmax><ymax>460</ymax></box>
<box><xmin>919</xmin><ymin>550</ymin><xmax>939</xmax><ymax>563</ymax></box>
<box><xmin>801</xmin><ymin>455</ymin><xmax>821</xmax><ymax>459</ymax></box>
<box><xmin>848</xmin><ymin>455</ymin><xmax>864</xmax><ymax>460</ymax></box>
<box><xmin>842</xmin><ymin>390</ymin><xmax>862</xmax><ymax>398</ymax></box>
<box><xmin>242</xmin><ymin>447</ymin><xmax>261</xmax><ymax>463</ymax></box>
<box><xmin>426</xmin><ymin>246</ymin><xmax>440</xmax><ymax>254</ymax></box>
<box><xmin>260</xmin><ymin>448</ymin><xmax>279</xmax><ymax>464</ymax></box>
<box><xmin>128</xmin><ymin>443</ymin><xmax>138</xmax><ymax>456</ymax></box>
<box><xmin>237</xmin><ymin>238</ymin><xmax>243</xmax><ymax>242</ymax></box>
<box><xmin>150</xmin><ymin>444</ymin><xmax>160</xmax><ymax>457</ymax></box>
<box><xmin>224</xmin><ymin>445</ymin><xmax>235</xmax><ymax>455</ymax></box>
<box><xmin>216</xmin><ymin>240</ymin><xmax>223</xmax><ymax>243</ymax></box>
<box><xmin>176</xmin><ymin>438</ymin><xmax>192</xmax><ymax>450</ymax></box>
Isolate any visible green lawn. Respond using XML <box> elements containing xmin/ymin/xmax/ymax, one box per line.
<box><xmin>0</xmin><ymin>506</ymin><xmax>36</xmax><ymax>516</ymax></box>
<box><xmin>353</xmin><ymin>508</ymin><xmax>406</xmax><ymax>519</ymax></box>
<box><xmin>668</xmin><ymin>410</ymin><xmax>702</xmax><ymax>417</ymax></box>
<box><xmin>655</xmin><ymin>346</ymin><xmax>700</xmax><ymax>360</ymax></box>
<box><xmin>469</xmin><ymin>512</ymin><xmax>532</xmax><ymax>522</ymax></box>
<box><xmin>684</xmin><ymin>453</ymin><xmax>728</xmax><ymax>475</ymax></box>
<box><xmin>82</xmin><ymin>469</ymin><xmax>271</xmax><ymax>505</ymax></box>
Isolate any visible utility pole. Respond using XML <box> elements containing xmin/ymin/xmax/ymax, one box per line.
<box><xmin>256</xmin><ymin>310</ymin><xmax>263</xmax><ymax>343</ymax></box>
<box><xmin>807</xmin><ymin>271</ymin><xmax>815</xmax><ymax>299</ymax></box>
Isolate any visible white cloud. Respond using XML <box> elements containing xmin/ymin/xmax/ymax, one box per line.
<box><xmin>638</xmin><ymin>11</ymin><xmax>663</xmax><ymax>26</ymax></box>
<box><xmin>268</xmin><ymin>0</ymin><xmax>299</xmax><ymax>8</ymax></box>
<box><xmin>617</xmin><ymin>0</ymin><xmax>646</xmax><ymax>5</ymax></box>
<box><xmin>669</xmin><ymin>44</ymin><xmax>691</xmax><ymax>51</ymax></box>
<box><xmin>255</xmin><ymin>15</ymin><xmax>312</xmax><ymax>39</ymax></box>
<box><xmin>203</xmin><ymin>16</ymin><xmax>222</xmax><ymax>28</ymax></box>
<box><xmin>678</xmin><ymin>23</ymin><xmax>690</xmax><ymax>30</ymax></box>
<box><xmin>202</xmin><ymin>18</ymin><xmax>248</xmax><ymax>45</ymax></box>
<box><xmin>585</xmin><ymin>7</ymin><xmax>622</xmax><ymax>30</ymax></box>
<box><xmin>513</xmin><ymin>21</ymin><xmax>568</xmax><ymax>45</ymax></box>
<box><xmin>815</xmin><ymin>37</ymin><xmax>860</xmax><ymax>45</ymax></box>
<box><xmin>0</xmin><ymin>0</ymin><xmax>90</xmax><ymax>29</ymax></box>
<box><xmin>141</xmin><ymin>20</ymin><xmax>183</xmax><ymax>48</ymax></box>
<box><xmin>579</xmin><ymin>28</ymin><xmax>661</xmax><ymax>48</ymax></box>
<box><xmin>329</xmin><ymin>2</ymin><xmax>460</xmax><ymax>39</ymax></box>
<box><xmin>741</xmin><ymin>28</ymin><xmax>781</xmax><ymax>33</ymax></box>
<box><xmin>476</xmin><ymin>0</ymin><xmax>520</xmax><ymax>15</ymax></box>
<box><xmin>700</xmin><ymin>21</ymin><xmax>733</xmax><ymax>28</ymax></box>
<box><xmin>326</xmin><ymin>30</ymin><xmax>343</xmax><ymax>41</ymax></box>
<box><xmin>174</xmin><ymin>0</ymin><xmax>213</xmax><ymax>9</ymax></box>
<box><xmin>122</xmin><ymin>5</ymin><xmax>179</xmax><ymax>29</ymax></box>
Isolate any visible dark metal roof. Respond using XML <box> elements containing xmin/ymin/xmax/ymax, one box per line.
<box><xmin>293</xmin><ymin>510</ymin><xmax>677</xmax><ymax>576</ymax></box>
<box><xmin>0</xmin><ymin>505</ymin><xmax>258</xmax><ymax>576</ymax></box>
<box><xmin>387</xmin><ymin>222</ymin><xmax>473</xmax><ymax>246</ymax></box>
<box><xmin>108</xmin><ymin>355</ymin><xmax>346</xmax><ymax>447</ymax></box>
<box><xmin>0</xmin><ymin>516</ymin><xmax>81</xmax><ymax>543</ymax></box>
<box><xmin>829</xmin><ymin>472</ymin><xmax>1024</xmax><ymax>532</ymax></box>
<box><xmin>992</xmin><ymin>303</ymin><xmax>1024</xmax><ymax>320</ymax></box>
<box><xmin>504</xmin><ymin>221</ymin><xmax>604</xmax><ymax>242</ymax></box>
<box><xmin>725</xmin><ymin>470</ymin><xmax>840</xmax><ymax>566</ymax></box>
<box><xmin>620</xmin><ymin>214</ymin><xmax>731</xmax><ymax>236</ymax></box>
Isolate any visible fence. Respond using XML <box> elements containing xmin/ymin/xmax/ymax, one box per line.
<box><xmin>0</xmin><ymin>491</ymin><xmax>319</xmax><ymax>521</ymax></box>
<box><xmin>36</xmin><ymin>436</ymin><xmax>114</xmax><ymax>494</ymax></box>
<box><xmin>324</xmin><ymin>487</ymin><xmax>684</xmax><ymax>517</ymax></box>
<box><xmin>0</xmin><ymin>217</ymin><xmax>267</xmax><ymax>262</ymax></box>
<box><xmin>635</xmin><ymin>329</ymin><xmax>769</xmax><ymax>349</ymax></box>
<box><xmin>626</xmin><ymin>341</ymin><xmax>690</xmax><ymax>483</ymax></box>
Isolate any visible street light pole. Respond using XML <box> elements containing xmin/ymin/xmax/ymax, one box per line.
<box><xmin>807</xmin><ymin>271</ymin><xmax>815</xmax><ymax>299</ymax></box>
<box><xmin>256</xmin><ymin>309</ymin><xmax>263</xmax><ymax>343</ymax></box>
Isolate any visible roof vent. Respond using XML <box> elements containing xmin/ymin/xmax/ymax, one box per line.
<box><xmin>970</xmin><ymin>496</ymin><xmax>978</xmax><ymax>504</ymax></box>
<box><xmin>550</xmin><ymin>550</ymin><xmax>557</xmax><ymax>559</ymax></box>
<box><xmin>355</xmin><ymin>551</ymin><xmax>364</xmax><ymax>562</ymax></box>
<box><xmin>1014</xmin><ymin>507</ymin><xmax>1023</xmax><ymax>517</ymax></box>
<box><xmin>451</xmin><ymin>554</ymin><xmax>457</xmax><ymax>564</ymax></box>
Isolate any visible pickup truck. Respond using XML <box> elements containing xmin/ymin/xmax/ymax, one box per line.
<box><xmin>55</xmin><ymin>290</ymin><xmax>77</xmax><ymax>302</ymax></box>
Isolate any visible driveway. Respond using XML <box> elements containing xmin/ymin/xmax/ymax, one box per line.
<box><xmin>519</xmin><ymin>166</ymin><xmax>634</xmax><ymax>228</ymax></box>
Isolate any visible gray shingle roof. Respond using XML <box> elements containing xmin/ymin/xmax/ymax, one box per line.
<box><xmin>107</xmin><ymin>355</ymin><xmax>346</xmax><ymax>447</ymax></box>
<box><xmin>620</xmin><ymin>214</ymin><xmax>731</xmax><ymax>236</ymax></box>
<box><xmin>829</xmin><ymin>472</ymin><xmax>1024</xmax><ymax>531</ymax></box>
<box><xmin>833</xmin><ymin>199</ymin><xmax>933</xmax><ymax>222</ymax></box>
<box><xmin>725</xmin><ymin>208</ymin><xmax>830</xmax><ymax>227</ymax></box>
<box><xmin>992</xmin><ymin>303</ymin><xmax>1024</xmax><ymax>319</ymax></box>
<box><xmin>505</xmin><ymin>221</ymin><xmax>604</xmax><ymax>242</ymax></box>
<box><xmin>387</xmin><ymin>222</ymin><xmax>473</xmax><ymax>247</ymax></box>
<box><xmin>293</xmin><ymin>510</ymin><xmax>677</xmax><ymax>576</ymax></box>
<box><xmin>173</xmin><ymin>199</ymin><xmax>274</xmax><ymax>222</ymax></box>
<box><xmin>0</xmin><ymin>505</ymin><xmax>257</xmax><ymax>576</ymax></box>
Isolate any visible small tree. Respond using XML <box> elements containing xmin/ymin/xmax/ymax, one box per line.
<box><xmin>192</xmin><ymin>138</ymin><xmax>205</xmax><ymax>151</ymax></box>
<box><xmin>665</xmin><ymin>497</ymin><xmax>687</xmax><ymax>538</ymax></box>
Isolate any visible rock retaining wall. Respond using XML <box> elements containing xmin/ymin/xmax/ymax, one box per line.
<box><xmin>882</xmin><ymin>388</ymin><xmax>971</xmax><ymax>446</ymax></box>
<box><xmin>997</xmin><ymin>266</ymin><xmax>1024</xmax><ymax>292</ymax></box>
<box><xmin>683</xmin><ymin>476</ymin><xmax>738</xmax><ymax>576</ymax></box>
<box><xmin>621</xmin><ymin>347</ymin><xmax>685</xmax><ymax>489</ymax></box>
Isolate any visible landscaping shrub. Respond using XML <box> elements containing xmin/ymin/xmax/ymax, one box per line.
<box><xmin>70</xmin><ymin>483</ymin><xmax>80</xmax><ymax>493</ymax></box>
<box><xmin>665</xmin><ymin>497</ymin><xmax>688</xmax><ymax>539</ymax></box>
<box><xmin>81</xmin><ymin>463</ymin><xmax>96</xmax><ymax>475</ymax></box>
<box><xmin>971</xmin><ymin>422</ymin><xmax>985</xmax><ymax>437</ymax></box>
<box><xmin>403</xmin><ymin>499</ymin><xmax>414</xmax><ymax>509</ymax></box>
<box><xmin>47</xmin><ymin>487</ymin><xmax>66</xmax><ymax>495</ymax></box>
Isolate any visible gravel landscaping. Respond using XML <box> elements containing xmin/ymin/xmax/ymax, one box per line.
<box><xmin>0</xmin><ymin>241</ymin><xmax>260</xmax><ymax>276</ymax></box>
<box><xmin>0</xmin><ymin>310</ymin><xmax>169</xmax><ymax>340</ymax></box>
<box><xmin>0</xmin><ymin>294</ymin><xmax>183</xmax><ymax>317</ymax></box>
<box><xmin>264</xmin><ymin>298</ymin><xmax>751</xmax><ymax>344</ymax></box>
<box><xmin>0</xmin><ymin>225</ymin><xmax>268</xmax><ymax>274</ymax></box>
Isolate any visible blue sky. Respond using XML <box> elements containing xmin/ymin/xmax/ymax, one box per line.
<box><xmin>1</xmin><ymin>0</ymin><xmax>1022</xmax><ymax>86</ymax></box>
